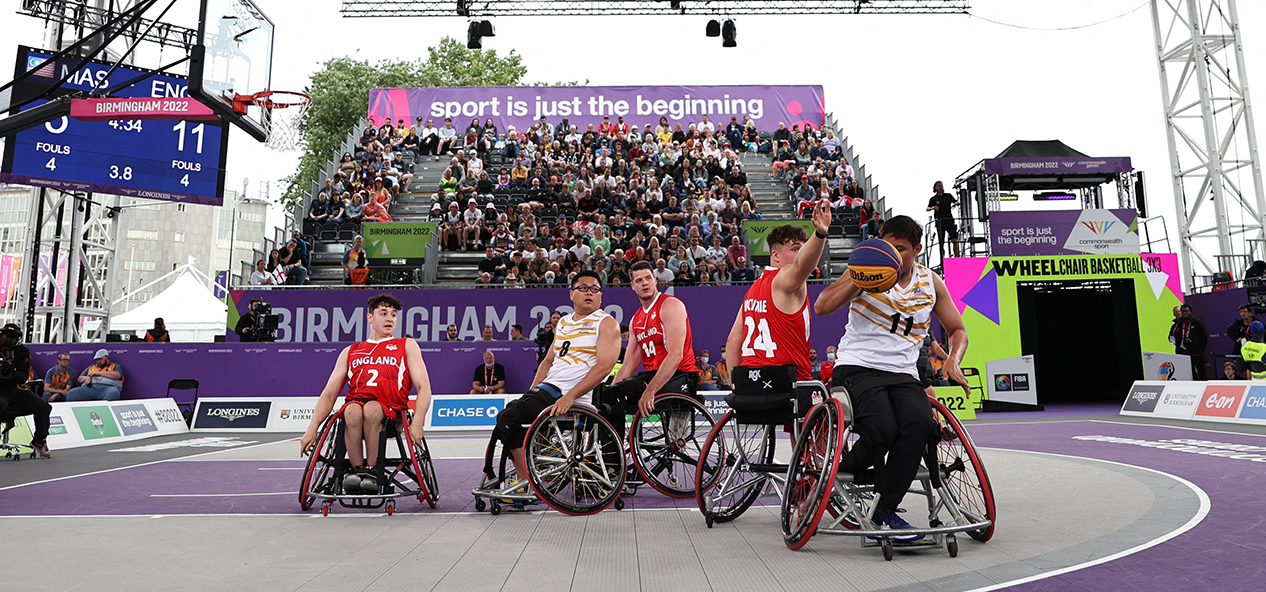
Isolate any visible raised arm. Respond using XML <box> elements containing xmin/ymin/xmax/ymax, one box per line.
<box><xmin>404</xmin><ymin>339</ymin><xmax>433</xmax><ymax>445</ymax></box>
<box><xmin>814</xmin><ymin>268</ymin><xmax>862</xmax><ymax>317</ymax></box>
<box><xmin>772</xmin><ymin>200</ymin><xmax>831</xmax><ymax>298</ymax></box>
<box><xmin>300</xmin><ymin>346</ymin><xmax>350</xmax><ymax>456</ymax></box>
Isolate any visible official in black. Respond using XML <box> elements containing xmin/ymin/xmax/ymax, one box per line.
<box><xmin>0</xmin><ymin>323</ymin><xmax>52</xmax><ymax>458</ymax></box>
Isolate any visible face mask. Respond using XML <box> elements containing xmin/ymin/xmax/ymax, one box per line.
<box><xmin>827</xmin><ymin>352</ymin><xmax>836</xmax><ymax>360</ymax></box>
<box><xmin>699</xmin><ymin>356</ymin><xmax>709</xmax><ymax>364</ymax></box>
<box><xmin>546</xmin><ymin>277</ymin><xmax>555</xmax><ymax>284</ymax></box>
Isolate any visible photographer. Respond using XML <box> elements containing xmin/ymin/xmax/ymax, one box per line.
<box><xmin>0</xmin><ymin>323</ymin><xmax>52</xmax><ymax>458</ymax></box>
<box><xmin>236</xmin><ymin>299</ymin><xmax>264</xmax><ymax>342</ymax></box>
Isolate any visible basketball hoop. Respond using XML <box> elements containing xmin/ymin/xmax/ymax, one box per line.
<box><xmin>233</xmin><ymin>90</ymin><xmax>311</xmax><ymax>151</ymax></box>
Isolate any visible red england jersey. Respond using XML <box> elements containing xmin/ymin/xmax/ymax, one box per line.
<box><xmin>739</xmin><ymin>267</ymin><xmax>812</xmax><ymax>380</ymax></box>
<box><xmin>346</xmin><ymin>337</ymin><xmax>413</xmax><ymax>413</ymax></box>
<box><xmin>631</xmin><ymin>292</ymin><xmax>697</xmax><ymax>373</ymax></box>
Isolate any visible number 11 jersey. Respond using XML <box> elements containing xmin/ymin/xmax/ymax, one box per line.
<box><xmin>836</xmin><ymin>264</ymin><xmax>936</xmax><ymax>379</ymax></box>
<box><xmin>739</xmin><ymin>267</ymin><xmax>812</xmax><ymax>380</ymax></box>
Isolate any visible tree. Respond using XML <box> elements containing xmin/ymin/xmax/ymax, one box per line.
<box><xmin>281</xmin><ymin>37</ymin><xmax>528</xmax><ymax>212</ymax></box>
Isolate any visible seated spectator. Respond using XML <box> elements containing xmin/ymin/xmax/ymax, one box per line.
<box><xmin>471</xmin><ymin>350</ymin><xmax>507</xmax><ymax>395</ymax></box>
<box><xmin>727</xmin><ymin>236</ymin><xmax>748</xmax><ymax>269</ymax></box>
<box><xmin>504</xmin><ymin>269</ymin><xmax>524</xmax><ymax>288</ymax></box>
<box><xmin>730</xmin><ymin>258</ymin><xmax>755</xmax><ymax>283</ymax></box>
<box><xmin>249</xmin><ymin>259</ymin><xmax>276</xmax><ymax>287</ymax></box>
<box><xmin>443</xmin><ymin>324</ymin><xmax>462</xmax><ymax>341</ymax></box>
<box><xmin>668</xmin><ymin>246</ymin><xmax>696</xmax><ymax>277</ymax></box>
<box><xmin>145</xmin><ymin>318</ymin><xmax>170</xmax><ymax>342</ymax></box>
<box><xmin>652</xmin><ymin>259</ymin><xmax>675</xmax><ymax>285</ymax></box>
<box><xmin>343</xmin><ymin>235</ymin><xmax>370</xmax><ymax>285</ymax></box>
<box><xmin>510</xmin><ymin>324</ymin><xmax>527</xmax><ymax>340</ymax></box>
<box><xmin>477</xmin><ymin>247</ymin><xmax>506</xmax><ymax>282</ymax></box>
<box><xmin>371</xmin><ymin>178</ymin><xmax>392</xmax><ymax>209</ymax></box>
<box><xmin>344</xmin><ymin>193</ymin><xmax>364</xmax><ymax>223</ymax></box>
<box><xmin>42</xmin><ymin>353</ymin><xmax>74</xmax><ymax>402</ymax></box>
<box><xmin>361</xmin><ymin>194</ymin><xmax>392</xmax><ymax>222</ymax></box>
<box><xmin>481</xmin><ymin>325</ymin><xmax>495</xmax><ymax>341</ymax></box>
<box><xmin>697</xmin><ymin>350</ymin><xmax>720</xmax><ymax>390</ymax></box>
<box><xmin>278</xmin><ymin>239</ymin><xmax>309</xmax><ymax>285</ymax></box>
<box><xmin>794</xmin><ymin>175</ymin><xmax>818</xmax><ymax>217</ymax></box>
<box><xmin>66</xmin><ymin>349</ymin><xmax>123</xmax><ymax>401</ymax></box>
<box><xmin>307</xmin><ymin>192</ymin><xmax>330</xmax><ymax>224</ymax></box>
<box><xmin>476</xmin><ymin>271</ymin><xmax>496</xmax><ymax>287</ymax></box>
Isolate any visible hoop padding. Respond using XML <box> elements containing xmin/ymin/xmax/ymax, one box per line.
<box><xmin>237</xmin><ymin>90</ymin><xmax>310</xmax><ymax>151</ymax></box>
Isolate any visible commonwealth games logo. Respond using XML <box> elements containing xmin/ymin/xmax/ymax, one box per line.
<box><xmin>1159</xmin><ymin>362</ymin><xmax>1175</xmax><ymax>381</ymax></box>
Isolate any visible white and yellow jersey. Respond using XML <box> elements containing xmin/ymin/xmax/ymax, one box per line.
<box><xmin>836</xmin><ymin>264</ymin><xmax>937</xmax><ymax>379</ymax></box>
<box><xmin>544</xmin><ymin>309</ymin><xmax>611</xmax><ymax>404</ymax></box>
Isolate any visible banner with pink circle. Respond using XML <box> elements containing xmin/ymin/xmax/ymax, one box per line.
<box><xmin>367</xmin><ymin>85</ymin><xmax>824</xmax><ymax>135</ymax></box>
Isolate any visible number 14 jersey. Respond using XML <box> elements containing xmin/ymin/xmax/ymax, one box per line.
<box><xmin>739</xmin><ymin>267</ymin><xmax>812</xmax><ymax>380</ymax></box>
<box><xmin>631</xmin><ymin>292</ymin><xmax>697</xmax><ymax>374</ymax></box>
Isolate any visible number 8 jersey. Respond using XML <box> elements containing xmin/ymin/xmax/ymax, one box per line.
<box><xmin>739</xmin><ymin>267</ymin><xmax>813</xmax><ymax>380</ymax></box>
<box><xmin>836</xmin><ymin>264</ymin><xmax>936</xmax><ymax>379</ymax></box>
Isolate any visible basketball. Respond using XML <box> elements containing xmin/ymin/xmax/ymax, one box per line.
<box><xmin>848</xmin><ymin>238</ymin><xmax>902</xmax><ymax>293</ymax></box>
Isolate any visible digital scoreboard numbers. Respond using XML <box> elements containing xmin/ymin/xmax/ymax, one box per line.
<box><xmin>1</xmin><ymin>46</ymin><xmax>228</xmax><ymax>206</ymax></box>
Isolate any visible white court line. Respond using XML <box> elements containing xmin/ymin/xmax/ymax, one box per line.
<box><xmin>0</xmin><ymin>436</ymin><xmax>300</xmax><ymax>493</ymax></box>
<box><xmin>965</xmin><ymin>447</ymin><xmax>1211</xmax><ymax>592</ymax></box>
<box><xmin>151</xmin><ymin>492</ymin><xmax>296</xmax><ymax>498</ymax></box>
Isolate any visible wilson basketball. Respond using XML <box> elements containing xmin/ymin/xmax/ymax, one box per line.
<box><xmin>848</xmin><ymin>238</ymin><xmax>902</xmax><ymax>293</ymax></box>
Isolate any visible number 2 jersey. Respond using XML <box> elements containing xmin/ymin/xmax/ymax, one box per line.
<box><xmin>631</xmin><ymin>292</ymin><xmax>697</xmax><ymax>374</ymax></box>
<box><xmin>347</xmin><ymin>337</ymin><xmax>413</xmax><ymax>417</ymax></box>
<box><xmin>836</xmin><ymin>264</ymin><xmax>936</xmax><ymax>379</ymax></box>
<box><xmin>544</xmin><ymin>310</ymin><xmax>611</xmax><ymax>405</ymax></box>
<box><xmin>739</xmin><ymin>267</ymin><xmax>813</xmax><ymax>380</ymax></box>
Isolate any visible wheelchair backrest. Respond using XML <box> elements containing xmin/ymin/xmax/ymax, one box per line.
<box><xmin>732</xmin><ymin>365</ymin><xmax>797</xmax><ymax>397</ymax></box>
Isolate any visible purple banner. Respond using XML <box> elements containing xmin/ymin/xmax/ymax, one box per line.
<box><xmin>367</xmin><ymin>85</ymin><xmax>825</xmax><ymax>135</ymax></box>
<box><xmin>989</xmin><ymin>209</ymin><xmax>1140</xmax><ymax>257</ymax></box>
<box><xmin>28</xmin><ymin>341</ymin><xmax>541</xmax><ymax>399</ymax></box>
<box><xmin>983</xmin><ymin>157</ymin><xmax>1133</xmax><ymax>176</ymax></box>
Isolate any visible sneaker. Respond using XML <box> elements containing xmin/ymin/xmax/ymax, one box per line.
<box><xmin>32</xmin><ymin>441</ymin><xmax>51</xmax><ymax>459</ymax></box>
<box><xmin>870</xmin><ymin>507</ymin><xmax>923</xmax><ymax>542</ymax></box>
<box><xmin>499</xmin><ymin>479</ymin><xmax>528</xmax><ymax>503</ymax></box>
<box><xmin>342</xmin><ymin>472</ymin><xmax>362</xmax><ymax>492</ymax></box>
<box><xmin>359</xmin><ymin>471</ymin><xmax>380</xmax><ymax>494</ymax></box>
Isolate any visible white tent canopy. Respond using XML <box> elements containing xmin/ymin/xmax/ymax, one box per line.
<box><xmin>87</xmin><ymin>267</ymin><xmax>228</xmax><ymax>342</ymax></box>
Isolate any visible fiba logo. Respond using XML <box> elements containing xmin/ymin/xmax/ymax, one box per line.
<box><xmin>1159</xmin><ymin>362</ymin><xmax>1176</xmax><ymax>381</ymax></box>
<box><xmin>88</xmin><ymin>411</ymin><xmax>105</xmax><ymax>435</ymax></box>
<box><xmin>994</xmin><ymin>375</ymin><xmax>1012</xmax><ymax>392</ymax></box>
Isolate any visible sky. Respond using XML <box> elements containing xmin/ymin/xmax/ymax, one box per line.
<box><xmin>2</xmin><ymin>0</ymin><xmax>1265</xmax><ymax>272</ymax></box>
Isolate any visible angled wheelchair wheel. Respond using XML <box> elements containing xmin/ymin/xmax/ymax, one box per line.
<box><xmin>524</xmin><ymin>405</ymin><xmax>626</xmax><ymax>516</ymax></box>
<box><xmin>400</xmin><ymin>412</ymin><xmax>439</xmax><ymax>508</ymax></box>
<box><xmin>299</xmin><ymin>415</ymin><xmax>339</xmax><ymax>511</ymax></box>
<box><xmin>694</xmin><ymin>410</ymin><xmax>776</xmax><ymax>524</ymax></box>
<box><xmin>782</xmin><ymin>399</ymin><xmax>845</xmax><ymax>550</ymax></box>
<box><xmin>629</xmin><ymin>393</ymin><xmax>717</xmax><ymax>498</ymax></box>
<box><xmin>930</xmin><ymin>397</ymin><xmax>996</xmax><ymax>542</ymax></box>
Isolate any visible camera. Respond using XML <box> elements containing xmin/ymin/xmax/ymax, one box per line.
<box><xmin>0</xmin><ymin>362</ymin><xmax>15</xmax><ymax>382</ymax></box>
<box><xmin>251</xmin><ymin>300</ymin><xmax>280</xmax><ymax>343</ymax></box>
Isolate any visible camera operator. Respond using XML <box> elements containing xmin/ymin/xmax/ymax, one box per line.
<box><xmin>0</xmin><ymin>324</ymin><xmax>52</xmax><ymax>458</ymax></box>
<box><xmin>235</xmin><ymin>299</ymin><xmax>277</xmax><ymax>342</ymax></box>
<box><xmin>235</xmin><ymin>300</ymin><xmax>261</xmax><ymax>342</ymax></box>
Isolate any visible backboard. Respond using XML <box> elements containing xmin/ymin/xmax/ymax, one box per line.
<box><xmin>190</xmin><ymin>0</ymin><xmax>274</xmax><ymax>142</ymax></box>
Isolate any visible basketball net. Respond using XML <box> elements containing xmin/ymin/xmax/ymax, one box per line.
<box><xmin>235</xmin><ymin>91</ymin><xmax>310</xmax><ymax>151</ymax></box>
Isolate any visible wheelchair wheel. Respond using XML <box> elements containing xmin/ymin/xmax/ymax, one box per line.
<box><xmin>930</xmin><ymin>397</ymin><xmax>996</xmax><ymax>542</ymax></box>
<box><xmin>781</xmin><ymin>399</ymin><xmax>845</xmax><ymax>550</ymax></box>
<box><xmin>299</xmin><ymin>415</ymin><xmax>338</xmax><ymax>511</ymax></box>
<box><xmin>629</xmin><ymin>393</ymin><xmax>718</xmax><ymax>498</ymax></box>
<box><xmin>524</xmin><ymin>405</ymin><xmax>626</xmax><ymax>516</ymax></box>
<box><xmin>694</xmin><ymin>410</ymin><xmax>776</xmax><ymax>524</ymax></box>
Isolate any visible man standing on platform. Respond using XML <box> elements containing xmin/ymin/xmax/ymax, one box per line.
<box><xmin>1171</xmin><ymin>304</ymin><xmax>1208</xmax><ymax>380</ymax></box>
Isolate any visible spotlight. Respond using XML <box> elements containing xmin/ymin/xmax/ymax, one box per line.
<box><xmin>467</xmin><ymin>20</ymin><xmax>482</xmax><ymax>49</ymax></box>
<box><xmin>478</xmin><ymin>19</ymin><xmax>495</xmax><ymax>37</ymax></box>
<box><xmin>706</xmin><ymin>19</ymin><xmax>720</xmax><ymax>37</ymax></box>
<box><xmin>722</xmin><ymin>19</ymin><xmax>736</xmax><ymax>47</ymax></box>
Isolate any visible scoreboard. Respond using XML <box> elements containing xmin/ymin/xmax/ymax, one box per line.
<box><xmin>1</xmin><ymin>46</ymin><xmax>228</xmax><ymax>206</ymax></box>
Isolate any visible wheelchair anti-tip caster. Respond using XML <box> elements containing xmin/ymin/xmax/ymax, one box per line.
<box><xmin>947</xmin><ymin>534</ymin><xmax>958</xmax><ymax>558</ymax></box>
<box><xmin>704</xmin><ymin>512</ymin><xmax>715</xmax><ymax>529</ymax></box>
<box><xmin>613</xmin><ymin>497</ymin><xmax>625</xmax><ymax>511</ymax></box>
<box><xmin>322</xmin><ymin>502</ymin><xmax>331</xmax><ymax>517</ymax></box>
<box><xmin>490</xmin><ymin>502</ymin><xmax>502</xmax><ymax>516</ymax></box>
<box><xmin>881</xmin><ymin>538</ymin><xmax>894</xmax><ymax>561</ymax></box>
<box><xmin>386</xmin><ymin>501</ymin><xmax>395</xmax><ymax>516</ymax></box>
<box><xmin>474</xmin><ymin>498</ymin><xmax>487</xmax><ymax>512</ymax></box>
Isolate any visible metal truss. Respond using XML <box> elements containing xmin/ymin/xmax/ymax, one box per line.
<box><xmin>341</xmin><ymin>0</ymin><xmax>970</xmax><ymax>18</ymax></box>
<box><xmin>1151</xmin><ymin>0</ymin><xmax>1266</xmax><ymax>287</ymax></box>
<box><xmin>19</xmin><ymin>0</ymin><xmax>197</xmax><ymax>51</ymax></box>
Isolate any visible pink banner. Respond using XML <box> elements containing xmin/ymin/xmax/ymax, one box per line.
<box><xmin>0</xmin><ymin>255</ymin><xmax>12</xmax><ymax>304</ymax></box>
<box><xmin>70</xmin><ymin>97</ymin><xmax>218</xmax><ymax>121</ymax></box>
<box><xmin>7</xmin><ymin>255</ymin><xmax>21</xmax><ymax>306</ymax></box>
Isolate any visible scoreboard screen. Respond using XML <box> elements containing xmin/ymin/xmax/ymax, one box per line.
<box><xmin>1</xmin><ymin>46</ymin><xmax>228</xmax><ymax>206</ymax></box>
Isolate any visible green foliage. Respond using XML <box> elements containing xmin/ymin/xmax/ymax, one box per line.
<box><xmin>280</xmin><ymin>37</ymin><xmax>529</xmax><ymax>213</ymax></box>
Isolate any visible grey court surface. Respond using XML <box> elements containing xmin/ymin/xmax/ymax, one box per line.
<box><xmin>0</xmin><ymin>414</ymin><xmax>1225</xmax><ymax>592</ymax></box>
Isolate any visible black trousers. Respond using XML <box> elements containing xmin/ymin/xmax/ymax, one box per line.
<box><xmin>832</xmin><ymin>365</ymin><xmax>936</xmax><ymax>512</ymax></box>
<box><xmin>420</xmin><ymin>136</ymin><xmax>439</xmax><ymax>155</ymax></box>
<box><xmin>495</xmin><ymin>384</ymin><xmax>559</xmax><ymax>450</ymax></box>
<box><xmin>0</xmin><ymin>386</ymin><xmax>52</xmax><ymax>444</ymax></box>
<box><xmin>601</xmin><ymin>370</ymin><xmax>699</xmax><ymax>437</ymax></box>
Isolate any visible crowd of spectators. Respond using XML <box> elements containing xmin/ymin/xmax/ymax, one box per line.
<box><xmin>389</xmin><ymin>112</ymin><xmax>800</xmax><ymax>286</ymax></box>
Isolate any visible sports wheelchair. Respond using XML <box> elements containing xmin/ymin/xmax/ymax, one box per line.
<box><xmin>299</xmin><ymin>404</ymin><xmax>439</xmax><ymax>516</ymax></box>
<box><xmin>779</xmin><ymin>386</ymin><xmax>996</xmax><ymax>560</ymax></box>
<box><xmin>694</xmin><ymin>365</ymin><xmax>828</xmax><ymax>527</ymax></box>
<box><xmin>472</xmin><ymin>377</ymin><xmax>717</xmax><ymax>516</ymax></box>
<box><xmin>1</xmin><ymin>379</ymin><xmax>45</xmax><ymax>461</ymax></box>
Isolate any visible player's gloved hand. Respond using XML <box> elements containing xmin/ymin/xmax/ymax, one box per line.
<box><xmin>300</xmin><ymin>429</ymin><xmax>317</xmax><ymax>457</ymax></box>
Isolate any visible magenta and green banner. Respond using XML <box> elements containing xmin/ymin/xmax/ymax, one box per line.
<box><xmin>367</xmin><ymin>85</ymin><xmax>825</xmax><ymax>134</ymax></box>
<box><xmin>989</xmin><ymin>209</ymin><xmax>1140</xmax><ymax>257</ymax></box>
